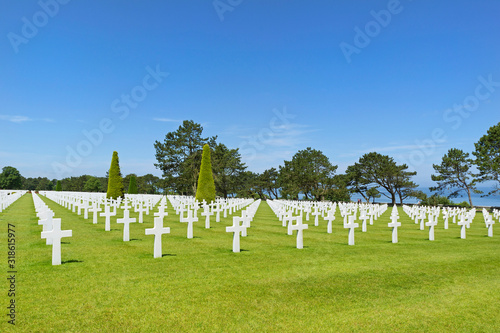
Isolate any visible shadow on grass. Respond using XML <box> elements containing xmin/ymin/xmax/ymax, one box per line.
<box><xmin>129</xmin><ymin>239</ymin><xmax>142</xmax><ymax>241</ymax></box>
<box><xmin>62</xmin><ymin>259</ymin><xmax>83</xmax><ymax>264</ymax></box>
<box><xmin>61</xmin><ymin>242</ymin><xmax>70</xmax><ymax>244</ymax></box>
<box><xmin>162</xmin><ymin>254</ymin><xmax>177</xmax><ymax>257</ymax></box>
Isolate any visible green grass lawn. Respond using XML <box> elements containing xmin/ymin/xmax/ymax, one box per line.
<box><xmin>1</xmin><ymin>194</ymin><xmax>500</xmax><ymax>332</ymax></box>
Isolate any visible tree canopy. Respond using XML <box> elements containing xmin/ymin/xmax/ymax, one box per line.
<box><xmin>473</xmin><ymin>122</ymin><xmax>500</xmax><ymax>196</ymax></box>
<box><xmin>347</xmin><ymin>152</ymin><xmax>417</xmax><ymax>205</ymax></box>
<box><xmin>0</xmin><ymin>166</ymin><xmax>22</xmax><ymax>190</ymax></box>
<box><xmin>106</xmin><ymin>151</ymin><xmax>124</xmax><ymax>199</ymax></box>
<box><xmin>195</xmin><ymin>144</ymin><xmax>216</xmax><ymax>203</ymax></box>
<box><xmin>154</xmin><ymin>120</ymin><xmax>217</xmax><ymax>195</ymax></box>
<box><xmin>430</xmin><ymin>148</ymin><xmax>481</xmax><ymax>207</ymax></box>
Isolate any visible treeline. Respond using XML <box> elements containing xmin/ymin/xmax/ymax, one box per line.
<box><xmin>1</xmin><ymin>121</ymin><xmax>498</xmax><ymax>207</ymax></box>
<box><xmin>153</xmin><ymin>121</ymin><xmax>418</xmax><ymax>205</ymax></box>
<box><xmin>1</xmin><ymin>172</ymin><xmax>162</xmax><ymax>194</ymax></box>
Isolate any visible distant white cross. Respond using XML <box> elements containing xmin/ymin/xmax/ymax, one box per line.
<box><xmin>290</xmin><ymin>215</ymin><xmax>308</xmax><ymax>249</ymax></box>
<box><xmin>41</xmin><ymin>218</ymin><xmax>72</xmax><ymax>265</ymax></box>
<box><xmin>201</xmin><ymin>204</ymin><xmax>213</xmax><ymax>229</ymax></box>
<box><xmin>145</xmin><ymin>216</ymin><xmax>170</xmax><ymax>258</ymax></box>
<box><xmin>312</xmin><ymin>207</ymin><xmax>321</xmax><ymax>227</ymax></box>
<box><xmin>426</xmin><ymin>217</ymin><xmax>438</xmax><ymax>241</ymax></box>
<box><xmin>181</xmin><ymin>209</ymin><xmax>198</xmax><ymax>239</ymax></box>
<box><xmin>100</xmin><ymin>205</ymin><xmax>116</xmax><ymax>231</ymax></box>
<box><xmin>117</xmin><ymin>209</ymin><xmax>136</xmax><ymax>242</ymax></box>
<box><xmin>324</xmin><ymin>210</ymin><xmax>336</xmax><ymax>234</ymax></box>
<box><xmin>388</xmin><ymin>215</ymin><xmax>401</xmax><ymax>244</ymax></box>
<box><xmin>89</xmin><ymin>203</ymin><xmax>102</xmax><ymax>224</ymax></box>
<box><xmin>344</xmin><ymin>215</ymin><xmax>359</xmax><ymax>246</ymax></box>
<box><xmin>458</xmin><ymin>214</ymin><xmax>467</xmax><ymax>239</ymax></box>
<box><xmin>226</xmin><ymin>216</ymin><xmax>247</xmax><ymax>252</ymax></box>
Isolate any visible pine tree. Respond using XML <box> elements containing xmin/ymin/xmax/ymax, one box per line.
<box><xmin>195</xmin><ymin>144</ymin><xmax>216</xmax><ymax>203</ymax></box>
<box><xmin>128</xmin><ymin>175</ymin><xmax>138</xmax><ymax>194</ymax></box>
<box><xmin>107</xmin><ymin>151</ymin><xmax>124</xmax><ymax>199</ymax></box>
<box><xmin>55</xmin><ymin>180</ymin><xmax>62</xmax><ymax>191</ymax></box>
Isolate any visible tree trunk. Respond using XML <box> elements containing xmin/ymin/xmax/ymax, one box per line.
<box><xmin>391</xmin><ymin>192</ymin><xmax>396</xmax><ymax>205</ymax></box>
<box><xmin>466</xmin><ymin>187</ymin><xmax>474</xmax><ymax>207</ymax></box>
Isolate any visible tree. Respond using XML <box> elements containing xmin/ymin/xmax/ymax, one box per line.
<box><xmin>195</xmin><ymin>144</ymin><xmax>216</xmax><ymax>203</ymax></box>
<box><xmin>345</xmin><ymin>164</ymin><xmax>371</xmax><ymax>202</ymax></box>
<box><xmin>56</xmin><ymin>180</ymin><xmax>62</xmax><ymax>191</ymax></box>
<box><xmin>128</xmin><ymin>175</ymin><xmax>138</xmax><ymax>194</ymax></box>
<box><xmin>211</xmin><ymin>143</ymin><xmax>246</xmax><ymax>198</ymax></box>
<box><xmin>473</xmin><ymin>122</ymin><xmax>500</xmax><ymax>196</ymax></box>
<box><xmin>366</xmin><ymin>187</ymin><xmax>381</xmax><ymax>203</ymax></box>
<box><xmin>0</xmin><ymin>166</ymin><xmax>22</xmax><ymax>189</ymax></box>
<box><xmin>138</xmin><ymin>174</ymin><xmax>160</xmax><ymax>194</ymax></box>
<box><xmin>257</xmin><ymin>168</ymin><xmax>280</xmax><ymax>199</ymax></box>
<box><xmin>106</xmin><ymin>151</ymin><xmax>124</xmax><ymax>199</ymax></box>
<box><xmin>279</xmin><ymin>148</ymin><xmax>338</xmax><ymax>201</ymax></box>
<box><xmin>347</xmin><ymin>152</ymin><xmax>417</xmax><ymax>205</ymax></box>
<box><xmin>83</xmin><ymin>177</ymin><xmax>102</xmax><ymax>192</ymax></box>
<box><xmin>431</xmin><ymin>148</ymin><xmax>481</xmax><ymax>207</ymax></box>
<box><xmin>394</xmin><ymin>170</ymin><xmax>419</xmax><ymax>205</ymax></box>
<box><xmin>154</xmin><ymin>120</ymin><xmax>216</xmax><ymax>195</ymax></box>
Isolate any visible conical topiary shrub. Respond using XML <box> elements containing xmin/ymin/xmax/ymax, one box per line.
<box><xmin>107</xmin><ymin>151</ymin><xmax>124</xmax><ymax>199</ymax></box>
<box><xmin>128</xmin><ymin>175</ymin><xmax>138</xmax><ymax>194</ymax></box>
<box><xmin>55</xmin><ymin>180</ymin><xmax>62</xmax><ymax>191</ymax></box>
<box><xmin>195</xmin><ymin>144</ymin><xmax>216</xmax><ymax>203</ymax></box>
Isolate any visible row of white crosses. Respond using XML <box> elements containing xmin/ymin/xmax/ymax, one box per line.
<box><xmin>0</xmin><ymin>190</ymin><xmax>27</xmax><ymax>213</ymax></box>
<box><xmin>168</xmin><ymin>195</ymin><xmax>255</xmax><ymax>240</ymax></box>
<box><xmin>226</xmin><ymin>200</ymin><xmax>262</xmax><ymax>252</ymax></box>
<box><xmin>268</xmin><ymin>200</ymin><xmax>311</xmax><ymax>249</ymax></box>
<box><xmin>482</xmin><ymin>208</ymin><xmax>495</xmax><ymax>237</ymax></box>
<box><xmin>403</xmin><ymin>205</ymin><xmax>481</xmax><ymax>239</ymax></box>
<box><xmin>271</xmin><ymin>200</ymin><xmax>401</xmax><ymax>247</ymax></box>
<box><xmin>270</xmin><ymin>200</ymin><xmax>387</xmax><ymax>248</ymax></box>
<box><xmin>32</xmin><ymin>192</ymin><xmax>72</xmax><ymax>265</ymax></box>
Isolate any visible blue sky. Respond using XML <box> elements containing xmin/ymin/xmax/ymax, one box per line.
<box><xmin>1</xmin><ymin>0</ymin><xmax>499</xmax><ymax>187</ymax></box>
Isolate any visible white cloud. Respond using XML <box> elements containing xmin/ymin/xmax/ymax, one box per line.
<box><xmin>0</xmin><ymin>115</ymin><xmax>33</xmax><ymax>123</ymax></box>
<box><xmin>153</xmin><ymin>118</ymin><xmax>181</xmax><ymax>123</ymax></box>
<box><xmin>0</xmin><ymin>115</ymin><xmax>56</xmax><ymax>123</ymax></box>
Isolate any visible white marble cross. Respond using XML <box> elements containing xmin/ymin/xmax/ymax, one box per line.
<box><xmin>312</xmin><ymin>207</ymin><xmax>321</xmax><ymax>227</ymax></box>
<box><xmin>419</xmin><ymin>211</ymin><xmax>426</xmax><ymax>231</ymax></box>
<box><xmin>443</xmin><ymin>210</ymin><xmax>449</xmax><ymax>230</ymax></box>
<box><xmin>201</xmin><ymin>204</ymin><xmax>213</xmax><ymax>229</ymax></box>
<box><xmin>226</xmin><ymin>216</ymin><xmax>247</xmax><ymax>252</ymax></box>
<box><xmin>38</xmin><ymin>213</ymin><xmax>55</xmax><ymax>245</ymax></box>
<box><xmin>136</xmin><ymin>204</ymin><xmax>147</xmax><ymax>223</ymax></box>
<box><xmin>388</xmin><ymin>215</ymin><xmax>401</xmax><ymax>243</ymax></box>
<box><xmin>213</xmin><ymin>204</ymin><xmax>222</xmax><ymax>222</ymax></box>
<box><xmin>360</xmin><ymin>210</ymin><xmax>368</xmax><ymax>232</ymax></box>
<box><xmin>41</xmin><ymin>218</ymin><xmax>72</xmax><ymax>265</ymax></box>
<box><xmin>100</xmin><ymin>204</ymin><xmax>116</xmax><ymax>231</ymax></box>
<box><xmin>282</xmin><ymin>211</ymin><xmax>293</xmax><ymax>228</ymax></box>
<box><xmin>458</xmin><ymin>214</ymin><xmax>467</xmax><ymax>239</ymax></box>
<box><xmin>181</xmin><ymin>209</ymin><xmax>198</xmax><ymax>239</ymax></box>
<box><xmin>324</xmin><ymin>210</ymin><xmax>336</xmax><ymax>234</ymax></box>
<box><xmin>425</xmin><ymin>217</ymin><xmax>438</xmax><ymax>241</ymax></box>
<box><xmin>344</xmin><ymin>215</ymin><xmax>359</xmax><ymax>246</ymax></box>
<box><xmin>117</xmin><ymin>209</ymin><xmax>136</xmax><ymax>241</ymax></box>
<box><xmin>290</xmin><ymin>215</ymin><xmax>308</xmax><ymax>249</ymax></box>
<box><xmin>485</xmin><ymin>215</ymin><xmax>494</xmax><ymax>237</ymax></box>
<box><xmin>89</xmin><ymin>203</ymin><xmax>102</xmax><ymax>224</ymax></box>
<box><xmin>145</xmin><ymin>216</ymin><xmax>170</xmax><ymax>258</ymax></box>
